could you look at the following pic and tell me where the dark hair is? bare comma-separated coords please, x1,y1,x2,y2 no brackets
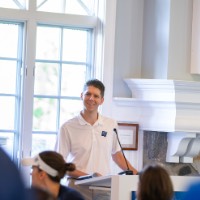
39,151,75,183
137,164,173,200
83,79,105,97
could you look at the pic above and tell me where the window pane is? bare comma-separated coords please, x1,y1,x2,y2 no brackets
37,0,63,13
0,60,17,93
64,0,91,15
0,21,23,162
33,98,58,131
61,64,86,96
16,0,27,9
0,132,14,158
0,1,19,9
0,23,19,57
34,63,59,95
0,0,27,9
80,0,95,15
60,99,82,126
62,29,88,62
32,133,56,156
36,26,60,60
37,0,94,15
0,97,15,129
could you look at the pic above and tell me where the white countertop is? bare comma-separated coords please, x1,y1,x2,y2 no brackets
75,175,200,191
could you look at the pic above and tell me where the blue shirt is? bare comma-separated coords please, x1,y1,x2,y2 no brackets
58,185,85,200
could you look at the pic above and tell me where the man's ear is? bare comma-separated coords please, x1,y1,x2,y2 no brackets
100,97,104,105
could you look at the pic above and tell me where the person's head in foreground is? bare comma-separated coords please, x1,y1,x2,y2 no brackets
0,147,26,200
22,150,85,200
137,164,174,200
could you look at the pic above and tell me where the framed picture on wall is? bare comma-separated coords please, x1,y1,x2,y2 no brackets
117,123,139,150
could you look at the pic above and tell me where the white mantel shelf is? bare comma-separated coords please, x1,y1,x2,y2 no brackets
113,79,200,133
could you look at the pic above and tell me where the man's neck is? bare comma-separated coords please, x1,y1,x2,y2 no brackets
81,110,98,125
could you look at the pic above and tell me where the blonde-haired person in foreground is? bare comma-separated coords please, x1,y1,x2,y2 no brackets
137,164,174,200
22,150,85,200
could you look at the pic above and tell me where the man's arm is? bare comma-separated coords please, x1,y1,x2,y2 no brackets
112,151,138,175
67,169,88,179
67,169,102,179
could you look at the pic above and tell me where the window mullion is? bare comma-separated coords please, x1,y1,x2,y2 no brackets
20,19,37,159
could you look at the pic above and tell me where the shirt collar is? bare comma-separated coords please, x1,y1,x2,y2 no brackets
77,112,103,126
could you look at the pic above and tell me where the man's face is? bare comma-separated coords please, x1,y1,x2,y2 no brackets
81,85,104,112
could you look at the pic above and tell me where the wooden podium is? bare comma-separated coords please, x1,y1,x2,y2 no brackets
75,175,200,200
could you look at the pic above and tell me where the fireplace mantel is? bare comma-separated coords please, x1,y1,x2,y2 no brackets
112,79,200,163
114,79,200,133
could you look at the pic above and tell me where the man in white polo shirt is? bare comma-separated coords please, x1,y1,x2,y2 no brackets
55,79,138,200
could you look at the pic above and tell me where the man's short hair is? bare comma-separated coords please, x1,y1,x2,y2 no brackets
83,79,105,97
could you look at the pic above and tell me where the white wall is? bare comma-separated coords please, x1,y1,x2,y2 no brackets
168,0,198,80
141,0,170,79
113,0,144,97
113,0,200,99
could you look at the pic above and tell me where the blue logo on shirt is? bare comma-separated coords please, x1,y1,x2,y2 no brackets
101,131,107,137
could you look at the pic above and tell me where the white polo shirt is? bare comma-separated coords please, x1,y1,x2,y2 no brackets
56,114,121,175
